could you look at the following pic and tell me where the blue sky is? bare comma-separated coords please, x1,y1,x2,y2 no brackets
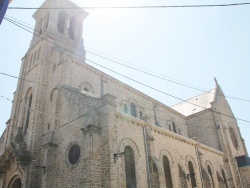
1,0,250,152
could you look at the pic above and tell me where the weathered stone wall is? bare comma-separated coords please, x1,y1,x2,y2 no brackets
115,112,225,188
0,130,7,155
239,166,250,188
187,110,221,151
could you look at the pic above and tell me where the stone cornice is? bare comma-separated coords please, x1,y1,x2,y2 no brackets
115,111,224,157
71,61,186,118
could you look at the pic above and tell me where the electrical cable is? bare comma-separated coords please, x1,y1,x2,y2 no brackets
1,94,248,131
3,17,250,124
5,15,250,103
7,2,250,10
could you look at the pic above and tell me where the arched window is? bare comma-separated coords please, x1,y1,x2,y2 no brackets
163,156,173,188
139,111,143,119
173,123,177,133
33,51,37,64
68,17,76,40
208,165,215,188
178,128,181,135
8,177,22,188
58,12,67,34
169,124,172,131
130,103,137,117
124,104,128,113
124,146,137,188
221,169,228,188
23,93,33,135
188,161,196,188
29,54,33,68
44,12,50,29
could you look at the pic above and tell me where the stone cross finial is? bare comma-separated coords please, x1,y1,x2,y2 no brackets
214,77,218,85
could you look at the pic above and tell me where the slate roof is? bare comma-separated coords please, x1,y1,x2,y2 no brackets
171,89,216,116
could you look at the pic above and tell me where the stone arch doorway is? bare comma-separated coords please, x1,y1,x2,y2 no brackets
8,177,22,188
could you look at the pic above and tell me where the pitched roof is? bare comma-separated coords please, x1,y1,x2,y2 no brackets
171,89,216,116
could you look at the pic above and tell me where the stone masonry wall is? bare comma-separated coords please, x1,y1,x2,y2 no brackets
187,110,221,151
239,166,250,188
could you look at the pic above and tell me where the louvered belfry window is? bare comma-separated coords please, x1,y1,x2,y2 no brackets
58,12,67,34
68,17,76,40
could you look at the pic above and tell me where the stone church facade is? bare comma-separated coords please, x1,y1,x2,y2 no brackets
0,0,250,187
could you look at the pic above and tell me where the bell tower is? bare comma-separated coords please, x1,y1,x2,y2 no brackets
7,1,89,187
31,0,88,48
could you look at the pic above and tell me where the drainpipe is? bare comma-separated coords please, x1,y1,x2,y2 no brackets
143,126,152,188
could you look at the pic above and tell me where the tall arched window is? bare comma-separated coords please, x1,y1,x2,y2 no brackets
58,12,67,34
173,123,177,133
188,161,196,188
130,103,137,117
68,17,76,40
208,165,215,188
23,93,33,135
221,169,228,188
33,51,37,65
124,146,137,188
44,12,50,29
178,128,181,135
169,124,172,131
29,54,33,68
163,156,173,188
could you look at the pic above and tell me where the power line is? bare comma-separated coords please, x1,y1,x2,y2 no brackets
1,94,249,130
7,2,250,10
1,70,239,126
5,15,250,103
3,17,250,124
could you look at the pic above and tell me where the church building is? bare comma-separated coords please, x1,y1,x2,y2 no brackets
0,0,250,187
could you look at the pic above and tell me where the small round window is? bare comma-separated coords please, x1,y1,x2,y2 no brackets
68,144,80,165
229,127,238,149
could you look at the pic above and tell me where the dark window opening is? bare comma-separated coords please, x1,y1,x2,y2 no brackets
130,103,137,117
124,104,128,113
208,165,215,188
163,156,173,188
68,17,76,40
68,144,80,165
58,12,67,34
125,146,137,188
173,123,177,133
178,128,181,135
188,161,196,188
24,94,32,135
139,111,143,119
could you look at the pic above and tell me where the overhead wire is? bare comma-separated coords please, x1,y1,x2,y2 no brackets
7,2,250,10
3,17,250,124
3,70,248,128
1,94,249,131
4,15,250,103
